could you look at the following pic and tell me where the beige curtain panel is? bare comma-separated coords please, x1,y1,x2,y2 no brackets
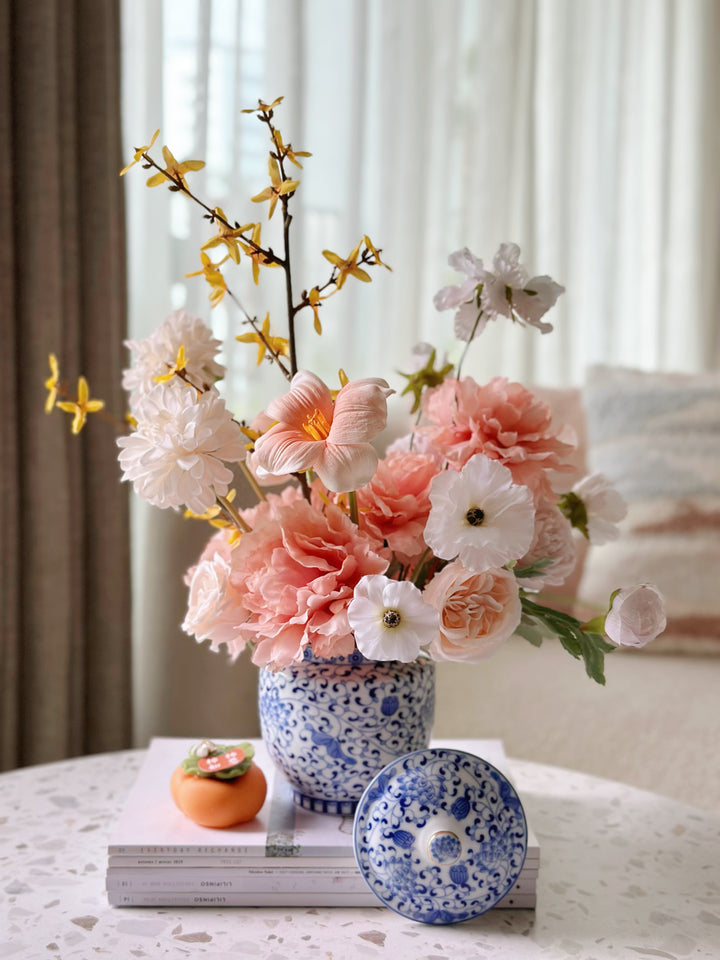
0,0,132,769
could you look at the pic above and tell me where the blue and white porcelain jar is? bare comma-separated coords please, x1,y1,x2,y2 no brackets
258,651,436,815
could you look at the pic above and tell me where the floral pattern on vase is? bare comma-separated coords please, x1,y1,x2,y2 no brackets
258,651,436,814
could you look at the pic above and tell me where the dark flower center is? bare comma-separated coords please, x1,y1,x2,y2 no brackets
465,507,485,527
383,609,402,628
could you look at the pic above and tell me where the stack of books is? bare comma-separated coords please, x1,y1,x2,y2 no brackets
107,737,539,908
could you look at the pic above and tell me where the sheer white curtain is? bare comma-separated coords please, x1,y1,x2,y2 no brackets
121,0,720,745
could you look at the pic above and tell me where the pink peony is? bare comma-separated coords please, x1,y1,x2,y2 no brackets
230,499,388,669
185,486,307,582
355,451,438,565
384,430,445,464
518,498,577,591
182,554,250,659
423,561,521,662
239,484,305,529
419,376,574,498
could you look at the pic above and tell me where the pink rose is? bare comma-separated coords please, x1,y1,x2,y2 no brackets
182,554,250,659
356,451,438,565
604,584,666,648
419,376,574,498
230,500,388,669
423,561,521,662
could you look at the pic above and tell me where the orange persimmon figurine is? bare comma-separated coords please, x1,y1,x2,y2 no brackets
170,740,267,828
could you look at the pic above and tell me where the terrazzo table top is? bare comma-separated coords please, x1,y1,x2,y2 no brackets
1,748,719,959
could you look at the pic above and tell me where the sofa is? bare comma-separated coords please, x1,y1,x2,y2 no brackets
436,366,720,814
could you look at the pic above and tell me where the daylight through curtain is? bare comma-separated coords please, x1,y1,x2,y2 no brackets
120,0,720,745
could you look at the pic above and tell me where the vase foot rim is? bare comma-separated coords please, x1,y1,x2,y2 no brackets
292,789,358,817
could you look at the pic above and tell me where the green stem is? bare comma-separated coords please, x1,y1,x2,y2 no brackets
239,460,267,502
348,490,359,526
455,309,483,379
216,493,251,533
294,471,311,503
410,549,432,586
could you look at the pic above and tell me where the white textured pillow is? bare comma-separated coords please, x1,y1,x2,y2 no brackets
578,366,720,653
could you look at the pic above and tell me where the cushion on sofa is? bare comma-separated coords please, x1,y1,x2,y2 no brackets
577,366,720,653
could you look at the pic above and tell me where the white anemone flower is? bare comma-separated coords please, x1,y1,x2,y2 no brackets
424,454,536,573
433,247,490,342
480,242,564,334
117,381,246,514
348,575,439,662
122,309,225,410
571,473,627,544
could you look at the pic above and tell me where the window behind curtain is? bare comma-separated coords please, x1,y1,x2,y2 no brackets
123,0,720,422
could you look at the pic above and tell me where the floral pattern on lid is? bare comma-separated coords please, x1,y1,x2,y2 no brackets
353,748,527,924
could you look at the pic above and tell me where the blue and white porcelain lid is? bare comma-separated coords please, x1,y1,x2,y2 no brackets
352,748,528,924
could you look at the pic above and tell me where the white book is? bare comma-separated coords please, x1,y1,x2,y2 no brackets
106,869,537,895
107,889,537,909
108,737,540,864
107,736,539,910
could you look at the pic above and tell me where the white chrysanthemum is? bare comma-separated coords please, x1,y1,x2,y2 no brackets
122,309,225,409
424,454,536,572
117,381,246,513
348,575,439,662
480,243,564,334
572,473,627,544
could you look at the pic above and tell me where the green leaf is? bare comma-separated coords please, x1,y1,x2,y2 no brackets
514,557,554,579
577,633,614,685
515,622,545,647
558,491,589,540
556,625,582,659
520,596,613,685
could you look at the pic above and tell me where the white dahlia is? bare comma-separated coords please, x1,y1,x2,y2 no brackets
117,381,246,513
122,309,225,410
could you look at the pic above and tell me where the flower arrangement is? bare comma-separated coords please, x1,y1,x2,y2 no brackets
47,97,666,683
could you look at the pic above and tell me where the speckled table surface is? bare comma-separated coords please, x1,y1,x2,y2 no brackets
1,749,719,960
